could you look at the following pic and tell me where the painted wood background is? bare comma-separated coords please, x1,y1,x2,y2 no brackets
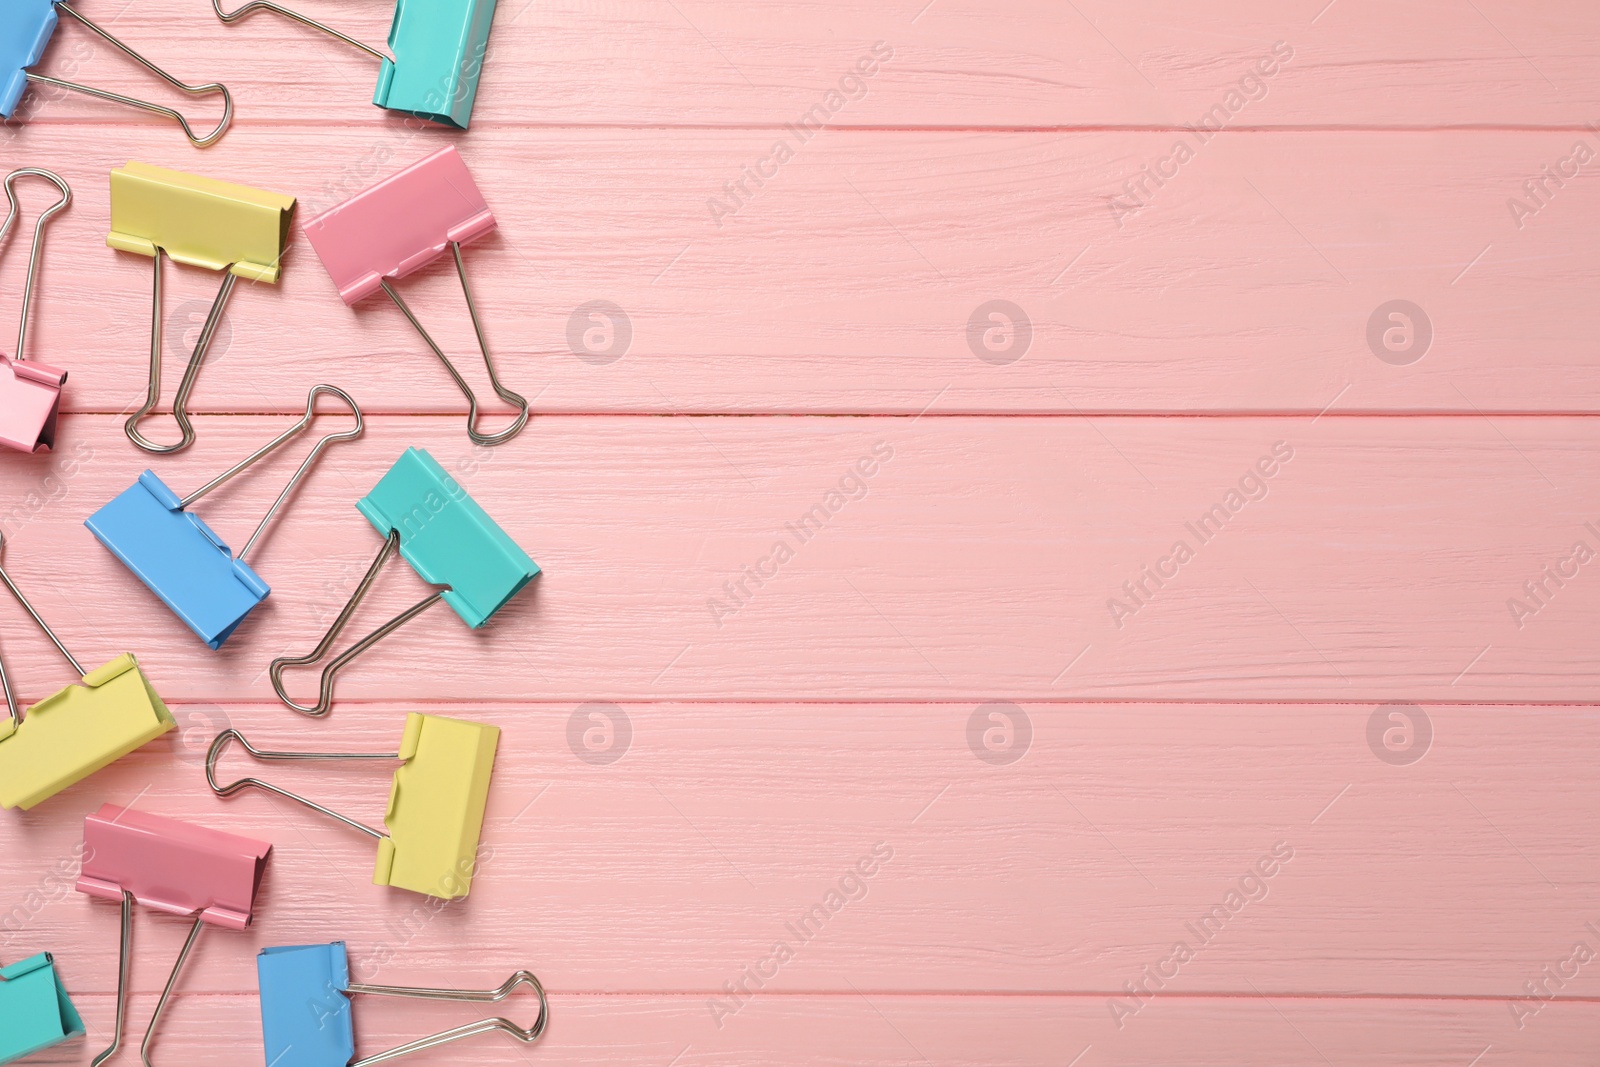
2,1,1598,1064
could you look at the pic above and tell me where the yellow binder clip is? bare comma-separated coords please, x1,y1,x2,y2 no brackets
0,533,174,810
206,713,500,900
108,161,296,454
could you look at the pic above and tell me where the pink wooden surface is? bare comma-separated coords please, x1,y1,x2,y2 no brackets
9,124,1600,415
3,1,1598,1065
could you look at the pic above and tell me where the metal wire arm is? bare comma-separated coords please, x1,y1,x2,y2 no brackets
211,0,389,61
124,255,237,454
178,384,364,562
347,969,549,1066
1,169,72,362
382,243,529,446
268,530,447,716
0,530,87,728
206,728,398,839
87,888,213,1067
89,891,133,1067
27,3,233,147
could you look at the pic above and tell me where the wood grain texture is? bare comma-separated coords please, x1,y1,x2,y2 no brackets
3,2,1597,1064
4,124,1600,415
1,414,1598,703
2,702,1594,1000
14,0,1600,129
17,994,1600,1067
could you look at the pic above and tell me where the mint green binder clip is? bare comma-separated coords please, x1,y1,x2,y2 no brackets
0,953,84,1065
269,447,538,716
211,0,497,128
377,0,496,129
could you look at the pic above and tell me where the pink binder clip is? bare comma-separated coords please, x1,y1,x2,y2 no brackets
76,804,271,1067
0,168,71,454
303,147,527,446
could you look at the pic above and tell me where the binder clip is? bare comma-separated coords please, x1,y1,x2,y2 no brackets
77,804,271,1067
269,446,537,715
2,1,232,146
0,532,173,811
0,168,70,455
0,952,84,1065
110,161,297,454
303,147,528,446
85,384,364,650
206,712,500,900
211,0,496,129
258,942,547,1067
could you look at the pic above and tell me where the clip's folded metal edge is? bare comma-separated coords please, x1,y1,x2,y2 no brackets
0,654,174,811
375,713,500,899
257,941,355,1067
374,0,498,129
355,447,538,628
85,471,271,650
0,1,57,118
108,161,295,281
0,950,86,1064
77,803,272,928
302,146,493,305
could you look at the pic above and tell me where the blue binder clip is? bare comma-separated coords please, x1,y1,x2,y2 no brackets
2,1,231,145
86,386,363,649
269,446,538,715
212,0,496,129
0,952,84,1065
258,942,546,1067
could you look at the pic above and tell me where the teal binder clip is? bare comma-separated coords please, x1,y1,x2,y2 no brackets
270,447,538,715
211,0,497,128
0,953,84,1065
86,386,363,649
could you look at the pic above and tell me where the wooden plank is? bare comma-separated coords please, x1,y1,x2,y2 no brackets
1,414,1599,703
18,993,1600,1067
5,126,1600,416
6,2,1593,1063
1,702,1595,1002
14,0,1600,130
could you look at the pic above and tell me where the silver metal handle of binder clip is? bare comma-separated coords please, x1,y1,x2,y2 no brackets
211,0,391,62
27,3,233,148
1,169,72,364
89,890,133,1067
124,254,237,454
267,529,448,716
0,531,88,728
89,888,215,1067
206,727,398,839
177,384,364,562
347,970,550,1066
382,243,530,447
